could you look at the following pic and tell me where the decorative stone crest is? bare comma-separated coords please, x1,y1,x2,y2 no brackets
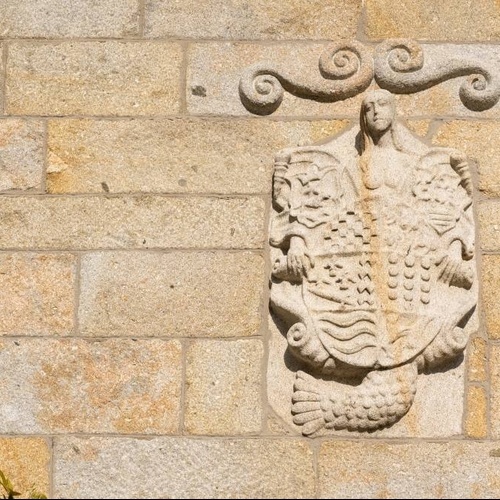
236,37,487,438
267,89,477,434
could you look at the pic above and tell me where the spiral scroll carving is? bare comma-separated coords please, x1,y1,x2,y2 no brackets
374,39,500,111
239,41,373,115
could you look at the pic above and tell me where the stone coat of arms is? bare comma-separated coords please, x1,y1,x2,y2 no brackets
269,90,477,434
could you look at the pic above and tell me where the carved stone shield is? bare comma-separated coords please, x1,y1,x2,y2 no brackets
269,91,477,434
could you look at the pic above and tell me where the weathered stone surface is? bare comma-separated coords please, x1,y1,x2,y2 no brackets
54,437,315,498
0,119,43,192
268,316,465,438
319,441,500,498
491,345,500,438
0,43,3,112
0,253,75,336
405,119,433,138
0,338,182,434
0,438,50,499
482,255,500,339
479,202,500,252
47,118,349,194
0,196,264,250
185,339,263,435
0,0,139,38
6,42,182,116
79,252,264,337
468,336,488,382
365,0,500,41
434,121,500,196
187,42,368,117
190,43,500,118
466,385,488,439
145,0,361,40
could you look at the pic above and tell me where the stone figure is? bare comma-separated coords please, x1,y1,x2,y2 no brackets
269,89,477,434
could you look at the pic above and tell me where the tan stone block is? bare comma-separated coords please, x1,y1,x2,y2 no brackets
187,42,368,117
54,437,315,498
466,385,488,439
0,338,182,434
319,441,500,498
47,118,350,194
365,0,500,41
490,344,500,438
0,196,264,250
478,201,500,252
468,336,488,382
79,252,264,337
405,119,432,138
0,253,75,336
0,0,139,38
482,255,500,338
434,121,500,197
185,339,263,435
0,43,4,115
6,42,182,116
0,119,44,192
145,0,360,40
0,438,49,499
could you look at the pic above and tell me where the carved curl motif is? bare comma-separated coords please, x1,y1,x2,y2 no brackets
239,39,500,113
268,90,477,435
239,41,373,115
374,39,500,112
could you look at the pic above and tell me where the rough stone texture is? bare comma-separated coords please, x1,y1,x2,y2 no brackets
468,336,488,382
79,252,264,338
466,385,488,439
184,339,263,435
0,119,44,192
405,119,433,138
0,0,139,38
46,118,349,194
434,121,500,197
365,0,500,41
0,438,50,499
482,255,500,338
490,344,500,438
0,196,264,250
145,0,361,40
188,43,500,118
6,42,182,116
54,437,315,499
0,42,3,112
319,441,500,498
0,338,182,434
0,253,75,336
478,202,500,252
267,317,465,438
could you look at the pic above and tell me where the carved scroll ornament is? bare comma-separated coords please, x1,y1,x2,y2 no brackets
268,90,477,434
239,39,500,114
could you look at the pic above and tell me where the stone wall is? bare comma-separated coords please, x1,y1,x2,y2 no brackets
0,1,500,498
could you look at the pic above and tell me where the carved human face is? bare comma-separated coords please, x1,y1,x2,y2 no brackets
362,91,396,136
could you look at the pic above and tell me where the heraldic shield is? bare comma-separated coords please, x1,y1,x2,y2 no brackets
269,90,478,435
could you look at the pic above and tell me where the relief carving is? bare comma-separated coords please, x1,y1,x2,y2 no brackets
239,39,500,114
268,89,477,434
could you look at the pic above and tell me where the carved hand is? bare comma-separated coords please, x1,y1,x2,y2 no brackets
287,236,310,279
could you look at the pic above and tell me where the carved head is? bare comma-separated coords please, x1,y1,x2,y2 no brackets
361,89,396,138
